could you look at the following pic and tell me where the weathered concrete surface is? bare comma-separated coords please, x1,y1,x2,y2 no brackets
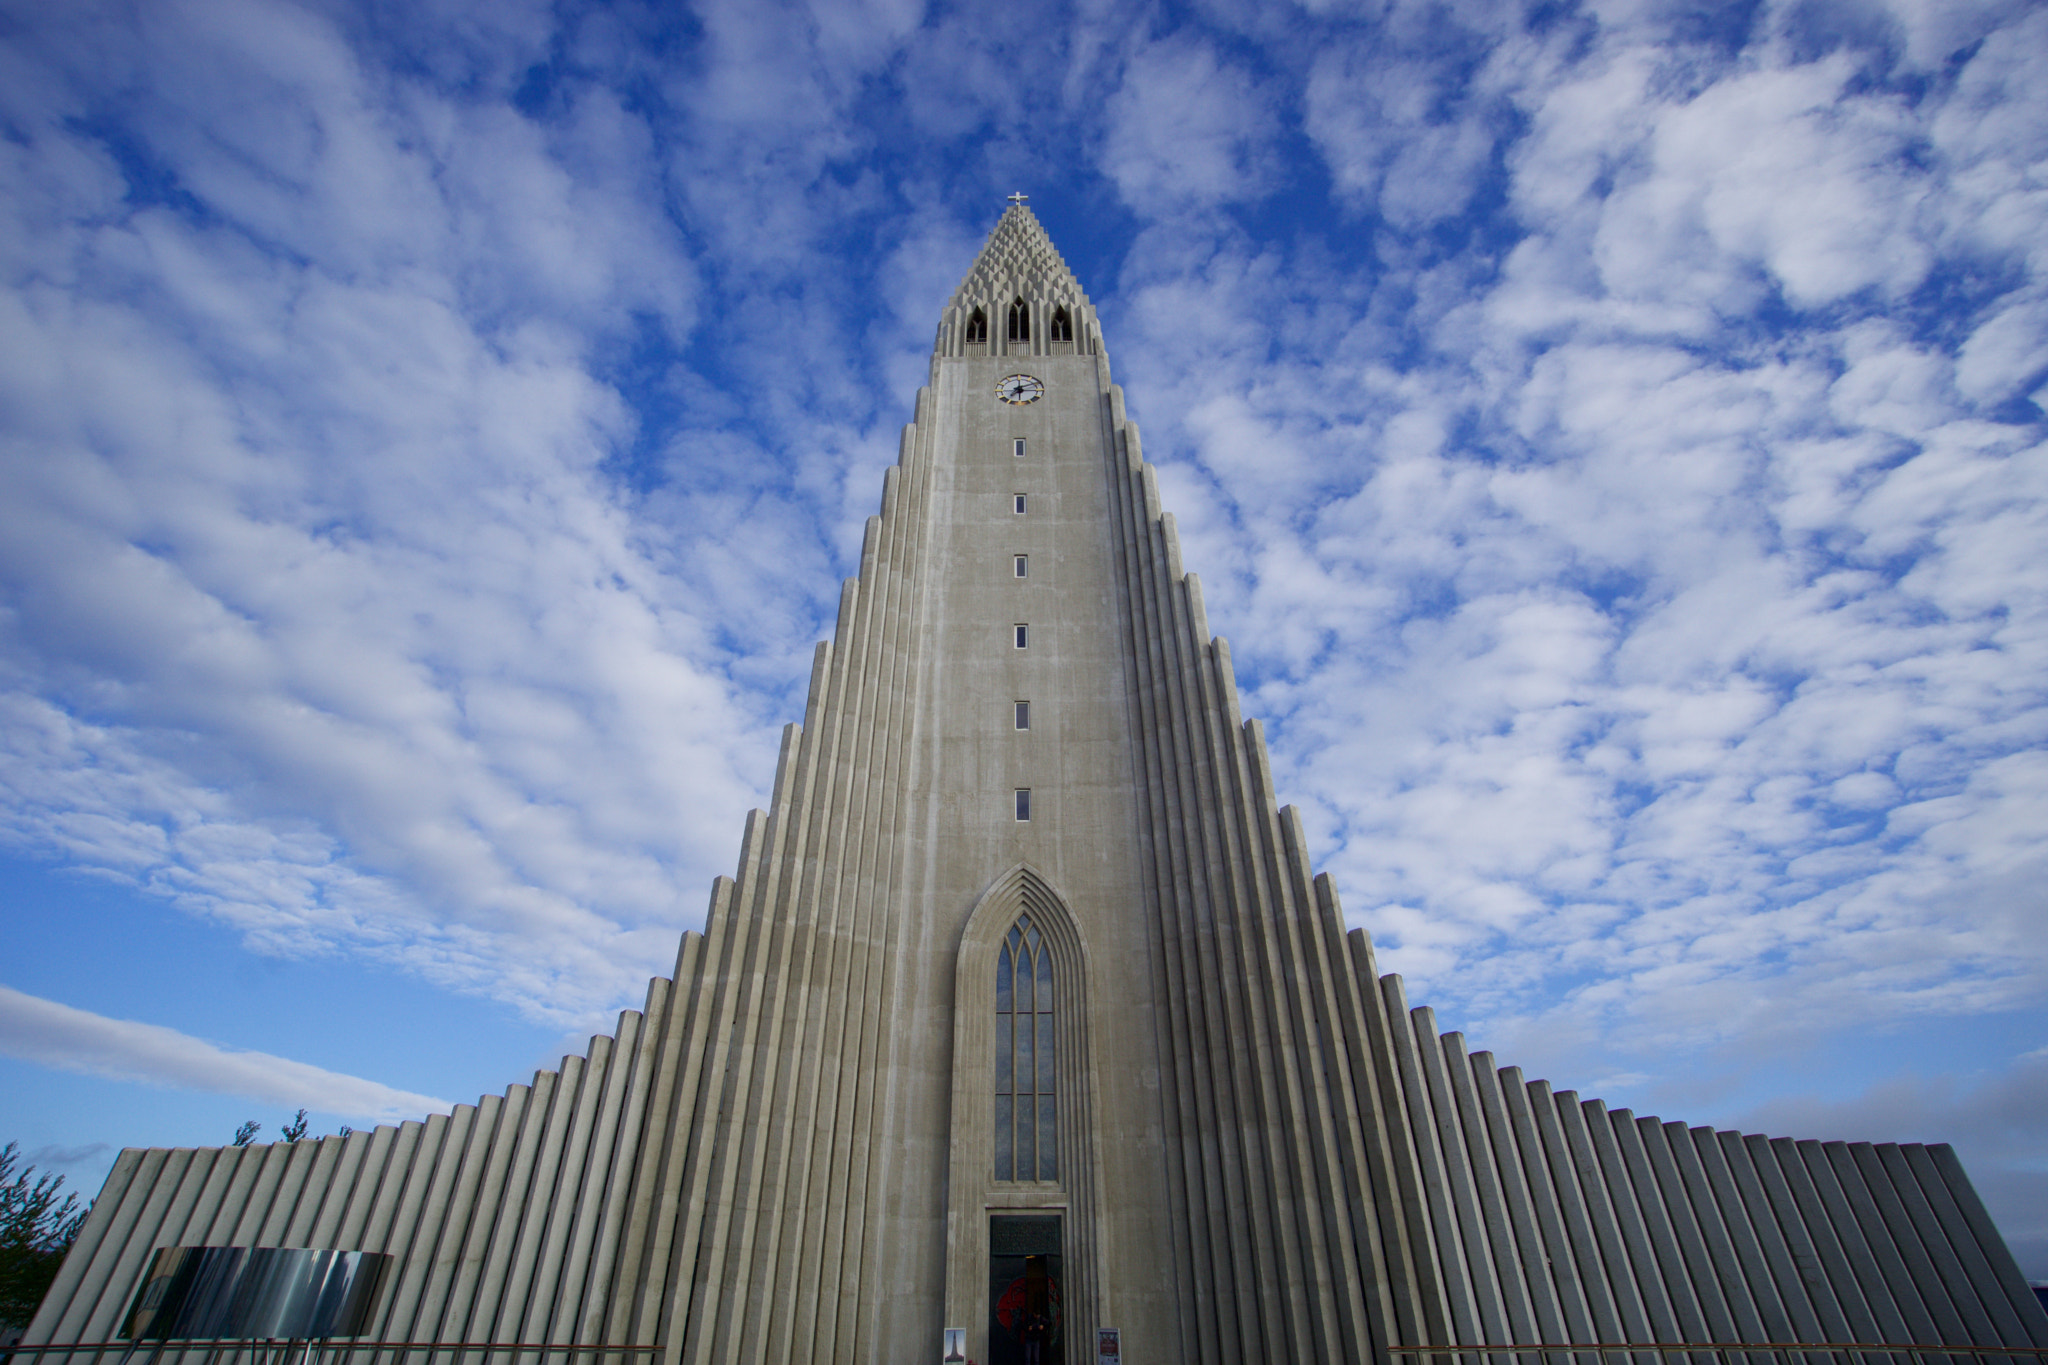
29,206,2048,1365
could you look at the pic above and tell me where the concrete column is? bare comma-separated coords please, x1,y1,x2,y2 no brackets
1817,1141,1946,1345
1412,1008,1514,1351
1552,1096,1656,1349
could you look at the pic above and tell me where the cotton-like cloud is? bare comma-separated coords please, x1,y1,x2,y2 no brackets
1114,1,2048,1104
1100,39,1279,210
0,0,773,1027
1637,58,1932,307
1306,46,1500,229
0,985,450,1122
1956,296,2048,406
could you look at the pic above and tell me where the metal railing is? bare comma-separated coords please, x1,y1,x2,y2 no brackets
16,1339,2046,1365
1,1342,664,1365
1387,1344,2048,1365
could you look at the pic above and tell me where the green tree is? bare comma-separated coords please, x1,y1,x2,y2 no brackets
232,1121,260,1147
0,1143,87,1331
279,1110,309,1143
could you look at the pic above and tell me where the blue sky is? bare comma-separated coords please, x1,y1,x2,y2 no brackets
2,0,2045,1278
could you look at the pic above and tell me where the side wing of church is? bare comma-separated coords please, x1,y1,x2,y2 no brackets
27,206,2047,1365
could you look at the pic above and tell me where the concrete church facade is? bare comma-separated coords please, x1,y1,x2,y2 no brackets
28,206,2048,1365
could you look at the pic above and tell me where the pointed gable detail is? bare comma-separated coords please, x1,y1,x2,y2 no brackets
939,203,1098,358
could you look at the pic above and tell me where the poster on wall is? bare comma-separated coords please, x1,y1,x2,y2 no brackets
943,1328,967,1362
1098,1327,1120,1363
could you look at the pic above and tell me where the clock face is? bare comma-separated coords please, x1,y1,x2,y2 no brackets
996,374,1046,405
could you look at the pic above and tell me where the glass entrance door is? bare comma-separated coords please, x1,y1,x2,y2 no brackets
988,1214,1062,1365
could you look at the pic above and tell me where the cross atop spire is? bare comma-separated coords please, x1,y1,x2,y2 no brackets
1007,191,1028,205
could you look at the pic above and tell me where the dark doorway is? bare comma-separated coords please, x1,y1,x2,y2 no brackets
988,1214,1062,1365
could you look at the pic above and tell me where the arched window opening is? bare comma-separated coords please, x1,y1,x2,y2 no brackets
1007,297,1031,343
965,308,988,345
1049,307,1072,343
995,915,1056,1181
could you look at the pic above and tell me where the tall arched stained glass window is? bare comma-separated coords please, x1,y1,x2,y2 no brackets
995,916,1056,1182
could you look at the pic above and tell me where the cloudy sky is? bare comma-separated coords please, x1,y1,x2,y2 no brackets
2,0,2045,1276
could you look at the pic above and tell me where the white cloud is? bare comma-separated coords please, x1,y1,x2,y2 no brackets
1112,0,2048,1106
0,985,450,1122
1861,0,2034,70
1306,47,1500,229
0,2,774,1028
1649,60,1932,307
1101,39,1279,210
1957,296,2048,405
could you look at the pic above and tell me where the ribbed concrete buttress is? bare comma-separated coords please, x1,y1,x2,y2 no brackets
29,206,2047,1365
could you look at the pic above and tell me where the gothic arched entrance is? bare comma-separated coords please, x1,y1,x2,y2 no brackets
989,1214,1063,1365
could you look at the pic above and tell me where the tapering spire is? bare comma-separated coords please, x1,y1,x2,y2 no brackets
950,202,1083,306
939,199,1098,358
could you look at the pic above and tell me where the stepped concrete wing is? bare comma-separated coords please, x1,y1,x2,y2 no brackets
28,205,2048,1365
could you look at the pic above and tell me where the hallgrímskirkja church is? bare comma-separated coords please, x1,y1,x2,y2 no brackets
27,204,2047,1365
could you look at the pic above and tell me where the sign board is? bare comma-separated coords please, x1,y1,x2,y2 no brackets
988,1214,1062,1256
1098,1326,1120,1363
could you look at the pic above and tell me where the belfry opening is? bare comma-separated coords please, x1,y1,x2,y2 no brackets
25,201,2047,1365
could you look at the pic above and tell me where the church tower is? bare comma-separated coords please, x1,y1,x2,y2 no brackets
27,204,2047,1365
